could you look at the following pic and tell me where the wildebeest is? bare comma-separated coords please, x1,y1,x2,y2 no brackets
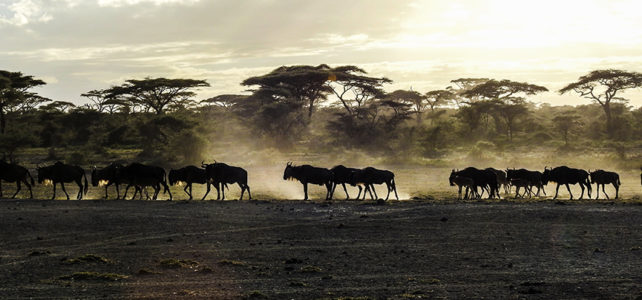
509,178,532,198
119,163,172,201
486,168,509,194
91,163,124,199
330,165,360,200
0,159,34,199
350,167,399,201
168,165,211,200
449,171,477,200
202,161,250,200
451,167,499,199
589,169,620,199
37,161,88,200
542,166,591,200
283,162,333,201
505,168,546,198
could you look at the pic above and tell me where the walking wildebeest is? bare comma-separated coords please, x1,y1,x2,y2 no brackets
168,165,211,200
542,166,591,200
509,178,532,198
37,161,88,200
589,169,620,199
330,165,360,200
91,163,124,199
350,167,399,201
451,167,499,199
486,168,509,194
505,168,546,198
283,162,333,201
120,163,172,201
202,161,250,200
0,159,34,199
449,171,477,200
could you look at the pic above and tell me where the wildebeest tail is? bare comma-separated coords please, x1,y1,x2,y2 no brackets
83,172,89,195
617,176,621,186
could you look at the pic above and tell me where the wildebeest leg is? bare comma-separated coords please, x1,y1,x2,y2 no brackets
11,181,21,199
565,183,573,200
303,182,309,201
578,183,585,200
25,179,33,199
325,182,333,200
356,185,363,200
553,184,560,199
123,184,132,200
76,179,83,200
369,184,377,200
153,184,160,200
361,185,369,200
115,184,120,200
104,186,109,199
457,185,462,199
201,183,211,201
614,182,619,199
216,182,221,200
602,184,609,200
221,182,226,200
188,183,194,200
183,184,190,199
51,183,57,200
239,183,245,200
60,183,70,200
0,180,3,197
595,184,600,199
342,183,350,200
246,184,252,200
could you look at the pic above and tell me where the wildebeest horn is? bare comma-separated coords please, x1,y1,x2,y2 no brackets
201,160,206,167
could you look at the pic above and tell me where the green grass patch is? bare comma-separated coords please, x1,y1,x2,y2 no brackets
62,254,111,264
58,272,128,281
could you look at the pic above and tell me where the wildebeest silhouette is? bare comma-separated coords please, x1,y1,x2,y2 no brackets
169,165,212,200
486,168,509,194
506,168,546,198
330,165,360,200
37,161,88,200
542,166,591,200
283,162,333,201
202,161,250,200
589,169,620,199
350,167,399,201
91,163,124,199
449,171,477,200
119,163,172,201
0,159,34,199
509,178,532,198
451,167,499,199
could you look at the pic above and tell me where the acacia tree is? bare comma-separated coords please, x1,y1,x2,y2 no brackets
104,77,209,115
552,114,583,146
559,69,642,137
0,70,46,133
242,65,333,119
461,79,548,141
385,90,425,124
326,65,391,117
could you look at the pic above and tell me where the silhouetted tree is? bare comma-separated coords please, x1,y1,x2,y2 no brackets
0,70,46,133
385,89,425,124
552,114,583,146
327,65,391,117
560,69,642,138
104,77,209,115
242,65,332,119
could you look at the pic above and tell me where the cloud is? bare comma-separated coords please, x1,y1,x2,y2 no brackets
97,0,201,7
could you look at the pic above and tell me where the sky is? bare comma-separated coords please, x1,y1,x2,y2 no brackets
1,0,642,107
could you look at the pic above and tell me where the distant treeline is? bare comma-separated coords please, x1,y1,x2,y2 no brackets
1,66,641,166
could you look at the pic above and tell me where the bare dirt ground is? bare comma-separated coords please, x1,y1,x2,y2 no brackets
0,199,640,299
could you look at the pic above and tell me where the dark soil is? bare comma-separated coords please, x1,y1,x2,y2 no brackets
0,199,640,299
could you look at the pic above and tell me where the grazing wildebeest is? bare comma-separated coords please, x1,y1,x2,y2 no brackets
542,166,591,200
168,165,211,200
486,168,509,194
37,161,88,200
283,162,333,201
330,165,360,200
449,171,477,200
202,161,250,200
350,167,399,201
0,159,34,199
120,163,172,201
451,167,499,199
91,163,124,199
505,168,546,197
589,169,620,199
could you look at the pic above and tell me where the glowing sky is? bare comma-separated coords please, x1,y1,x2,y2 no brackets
2,0,642,107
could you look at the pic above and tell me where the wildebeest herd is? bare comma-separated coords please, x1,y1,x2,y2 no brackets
449,166,622,200
0,158,633,201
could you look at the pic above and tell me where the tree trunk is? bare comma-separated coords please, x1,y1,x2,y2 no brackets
308,99,314,119
603,103,613,138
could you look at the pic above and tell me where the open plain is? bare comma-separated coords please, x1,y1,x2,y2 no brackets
0,198,640,299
